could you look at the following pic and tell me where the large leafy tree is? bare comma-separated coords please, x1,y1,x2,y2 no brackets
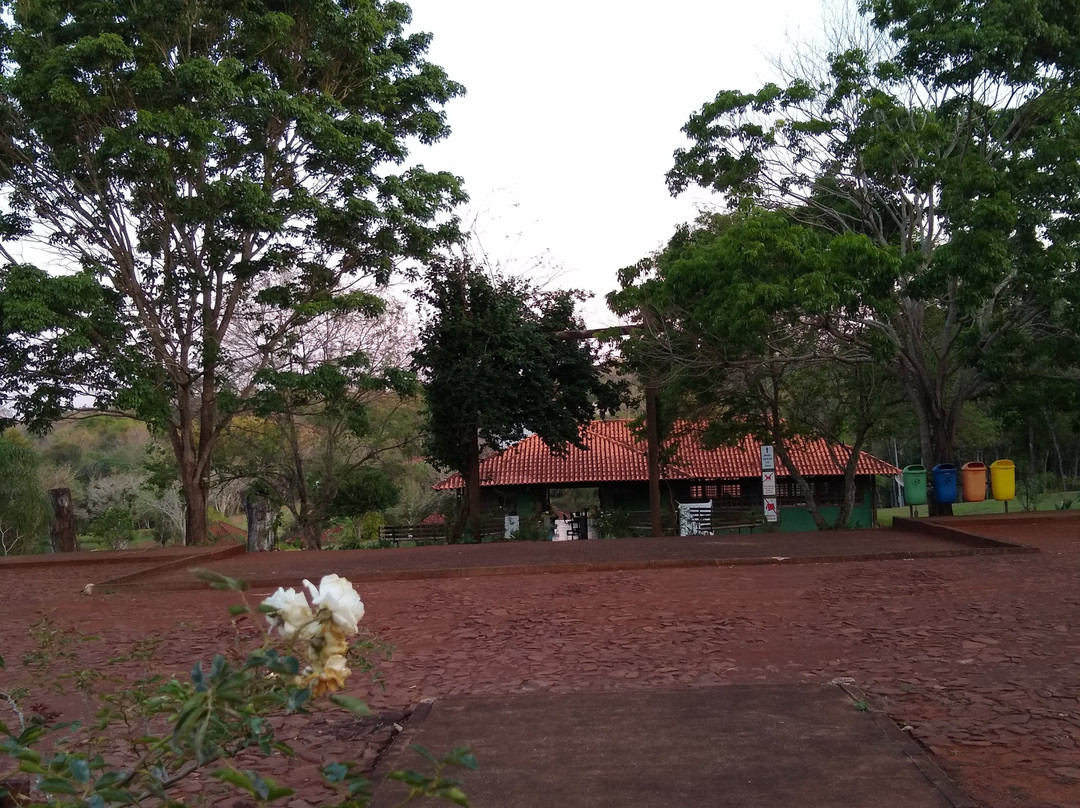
414,259,622,542
611,210,899,529
0,0,465,543
666,2,1080,512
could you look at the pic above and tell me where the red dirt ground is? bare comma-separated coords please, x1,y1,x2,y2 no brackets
2,517,1080,808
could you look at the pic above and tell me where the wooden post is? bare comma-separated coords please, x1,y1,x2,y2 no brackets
245,493,277,552
48,488,80,553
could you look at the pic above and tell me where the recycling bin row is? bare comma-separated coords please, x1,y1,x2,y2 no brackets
902,460,1014,506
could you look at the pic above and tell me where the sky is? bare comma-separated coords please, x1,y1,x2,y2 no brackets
404,0,827,326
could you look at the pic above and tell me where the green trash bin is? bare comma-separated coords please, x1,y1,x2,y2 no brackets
902,465,928,506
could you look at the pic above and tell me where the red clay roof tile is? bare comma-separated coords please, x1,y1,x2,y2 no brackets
434,419,900,489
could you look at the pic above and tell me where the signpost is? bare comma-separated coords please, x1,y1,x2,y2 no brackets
761,445,778,524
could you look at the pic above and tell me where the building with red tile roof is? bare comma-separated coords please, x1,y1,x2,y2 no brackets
434,419,900,532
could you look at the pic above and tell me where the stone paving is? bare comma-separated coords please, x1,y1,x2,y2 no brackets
1,517,1079,807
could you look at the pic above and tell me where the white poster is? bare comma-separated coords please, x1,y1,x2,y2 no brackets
762,471,776,497
763,497,778,522
760,445,775,471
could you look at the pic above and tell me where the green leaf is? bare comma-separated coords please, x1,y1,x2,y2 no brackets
93,789,136,805
328,693,372,717
285,687,311,714
228,604,250,617
322,763,348,783
190,568,249,592
39,777,79,795
94,770,131,789
67,757,91,783
408,744,439,765
212,769,257,796
436,786,469,806
387,769,429,788
18,759,50,776
442,747,478,771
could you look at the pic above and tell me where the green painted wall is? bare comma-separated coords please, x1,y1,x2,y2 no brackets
772,479,875,532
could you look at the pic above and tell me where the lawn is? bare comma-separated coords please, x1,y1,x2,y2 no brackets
876,489,1079,526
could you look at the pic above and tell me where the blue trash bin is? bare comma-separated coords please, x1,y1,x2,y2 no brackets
932,463,959,505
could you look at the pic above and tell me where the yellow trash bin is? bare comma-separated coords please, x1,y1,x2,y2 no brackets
990,459,1015,502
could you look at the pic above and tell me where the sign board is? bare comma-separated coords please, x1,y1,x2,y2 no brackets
763,497,778,522
760,445,775,471
762,471,776,497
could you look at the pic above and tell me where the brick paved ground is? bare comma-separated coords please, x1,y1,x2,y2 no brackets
1,517,1078,807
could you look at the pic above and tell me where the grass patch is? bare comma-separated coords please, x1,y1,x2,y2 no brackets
877,490,1080,526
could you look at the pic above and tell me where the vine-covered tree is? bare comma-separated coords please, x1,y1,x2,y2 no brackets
414,259,622,542
666,1,1080,512
0,0,465,543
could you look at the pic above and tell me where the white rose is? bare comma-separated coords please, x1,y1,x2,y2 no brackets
303,574,365,636
262,587,315,639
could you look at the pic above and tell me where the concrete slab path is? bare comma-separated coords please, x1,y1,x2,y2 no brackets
370,684,973,808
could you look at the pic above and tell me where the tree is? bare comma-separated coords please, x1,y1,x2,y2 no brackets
0,0,465,543
215,297,419,549
666,2,1080,512
611,210,899,529
0,428,49,554
413,258,623,542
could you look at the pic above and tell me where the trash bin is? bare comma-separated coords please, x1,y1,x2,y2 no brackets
962,462,987,502
932,463,959,505
902,465,928,506
990,459,1016,502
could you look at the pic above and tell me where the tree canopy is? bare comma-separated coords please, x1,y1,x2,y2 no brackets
0,0,465,542
610,210,898,528
663,1,1080,511
414,258,622,541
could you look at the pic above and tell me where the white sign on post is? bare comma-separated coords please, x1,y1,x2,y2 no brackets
760,445,775,471
763,497,779,522
761,445,777,523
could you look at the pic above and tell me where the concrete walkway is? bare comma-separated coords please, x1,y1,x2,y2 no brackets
370,684,974,808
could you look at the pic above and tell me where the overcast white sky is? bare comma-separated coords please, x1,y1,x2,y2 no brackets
405,0,826,325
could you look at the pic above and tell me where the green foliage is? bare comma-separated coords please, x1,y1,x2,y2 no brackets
0,428,49,554
594,509,631,540
335,511,387,550
386,745,478,807
0,0,465,543
662,1,1080,484
330,468,400,518
413,258,623,539
610,210,896,529
415,259,621,474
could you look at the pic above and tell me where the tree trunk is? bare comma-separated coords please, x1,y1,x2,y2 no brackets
48,488,79,553
463,428,482,543
645,383,664,537
182,473,210,545
300,522,322,550
245,493,277,552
